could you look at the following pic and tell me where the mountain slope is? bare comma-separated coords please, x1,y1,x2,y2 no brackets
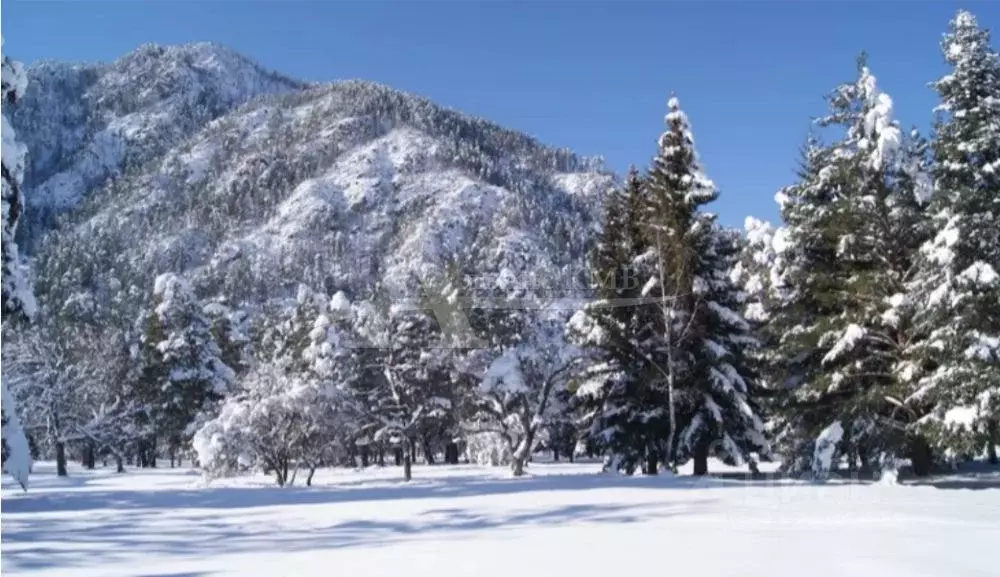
23,46,614,320
13,42,306,245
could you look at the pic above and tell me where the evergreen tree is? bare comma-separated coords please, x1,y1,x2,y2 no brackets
139,274,234,462
909,11,1000,462
569,168,667,475
771,59,934,476
641,96,768,475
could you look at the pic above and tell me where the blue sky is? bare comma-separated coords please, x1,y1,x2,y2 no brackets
4,0,998,227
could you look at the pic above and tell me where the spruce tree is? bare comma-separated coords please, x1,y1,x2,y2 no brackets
641,96,768,475
771,59,934,476
909,11,1000,462
140,274,234,462
569,169,666,474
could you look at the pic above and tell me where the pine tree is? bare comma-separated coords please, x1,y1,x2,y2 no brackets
771,59,934,476
569,169,667,475
140,274,234,463
641,96,768,475
909,11,1000,462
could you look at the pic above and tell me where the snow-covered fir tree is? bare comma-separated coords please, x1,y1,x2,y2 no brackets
908,11,1000,463
569,168,669,475
769,59,935,477
640,96,768,475
138,274,234,463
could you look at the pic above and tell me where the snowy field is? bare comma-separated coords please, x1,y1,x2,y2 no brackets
3,461,999,577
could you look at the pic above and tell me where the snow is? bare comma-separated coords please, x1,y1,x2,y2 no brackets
942,406,977,428
812,421,844,477
1,381,32,490
822,324,867,365
481,350,526,394
958,261,999,287
4,460,999,577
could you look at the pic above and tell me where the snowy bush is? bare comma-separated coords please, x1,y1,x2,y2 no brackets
464,431,511,467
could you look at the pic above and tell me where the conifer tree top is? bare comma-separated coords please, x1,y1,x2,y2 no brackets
651,94,718,205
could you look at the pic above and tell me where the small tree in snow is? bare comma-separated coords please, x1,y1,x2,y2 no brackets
139,274,234,463
357,298,452,482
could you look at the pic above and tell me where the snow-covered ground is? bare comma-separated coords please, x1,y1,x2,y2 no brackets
3,460,998,577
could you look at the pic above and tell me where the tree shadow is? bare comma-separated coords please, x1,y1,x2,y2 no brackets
2,498,706,572
0,469,759,515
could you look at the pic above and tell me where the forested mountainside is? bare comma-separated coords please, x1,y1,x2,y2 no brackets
12,42,306,246
15,43,612,319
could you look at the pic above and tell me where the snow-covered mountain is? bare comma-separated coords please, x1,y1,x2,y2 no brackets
13,42,306,244
17,43,614,317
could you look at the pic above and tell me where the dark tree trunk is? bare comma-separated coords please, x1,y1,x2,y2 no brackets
361,445,370,467
83,442,96,470
444,442,459,465
693,442,709,476
393,447,402,466
55,441,68,476
409,439,417,465
115,455,125,473
306,467,316,487
378,448,385,467
553,448,560,462
908,435,933,477
423,437,435,465
644,450,658,476
403,450,412,482
569,451,575,464
987,420,999,465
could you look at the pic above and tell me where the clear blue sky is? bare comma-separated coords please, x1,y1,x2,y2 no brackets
3,0,998,227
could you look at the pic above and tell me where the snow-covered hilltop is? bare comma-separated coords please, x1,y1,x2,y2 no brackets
12,42,306,245
15,43,613,312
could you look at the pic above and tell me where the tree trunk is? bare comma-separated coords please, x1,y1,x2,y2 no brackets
445,442,459,465
644,449,658,475
361,445,370,467
393,447,402,466
511,429,534,477
908,435,933,477
987,420,999,465
115,455,125,473
569,451,575,464
693,442,709,476
83,442,96,470
553,448,560,462
403,449,413,482
307,466,317,487
55,441,68,476
423,437,435,465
